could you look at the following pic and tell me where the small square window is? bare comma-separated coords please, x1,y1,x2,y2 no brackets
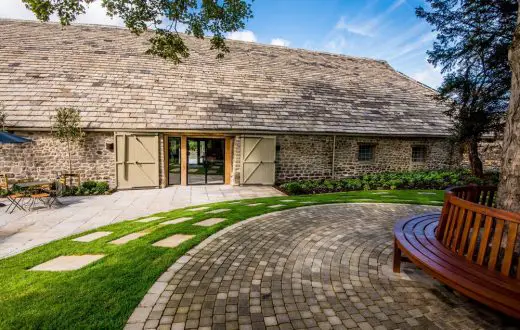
412,146,427,163
358,144,375,162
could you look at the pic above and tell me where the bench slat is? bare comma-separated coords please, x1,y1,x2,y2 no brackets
458,209,473,256
444,204,459,246
476,215,494,266
501,223,518,276
466,213,483,262
488,219,505,271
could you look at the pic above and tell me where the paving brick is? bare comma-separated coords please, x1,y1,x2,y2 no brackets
130,204,510,330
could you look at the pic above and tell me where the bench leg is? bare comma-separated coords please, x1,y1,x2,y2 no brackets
393,239,401,273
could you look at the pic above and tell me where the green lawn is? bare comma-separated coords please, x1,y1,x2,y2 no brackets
0,190,444,329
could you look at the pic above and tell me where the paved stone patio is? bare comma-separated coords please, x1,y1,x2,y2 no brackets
128,204,517,330
0,185,283,259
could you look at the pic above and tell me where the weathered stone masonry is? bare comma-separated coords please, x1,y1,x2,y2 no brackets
1,131,116,186
274,134,458,183
2,132,458,188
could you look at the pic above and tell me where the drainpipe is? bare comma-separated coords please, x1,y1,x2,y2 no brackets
332,135,336,180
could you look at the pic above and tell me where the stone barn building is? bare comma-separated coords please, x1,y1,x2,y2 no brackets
0,20,457,189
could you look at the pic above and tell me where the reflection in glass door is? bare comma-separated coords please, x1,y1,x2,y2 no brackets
187,138,225,185
168,137,181,185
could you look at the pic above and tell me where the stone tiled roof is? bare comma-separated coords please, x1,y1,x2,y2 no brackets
0,19,452,136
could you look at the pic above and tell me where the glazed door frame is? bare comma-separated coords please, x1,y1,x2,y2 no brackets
186,137,225,185
163,134,233,186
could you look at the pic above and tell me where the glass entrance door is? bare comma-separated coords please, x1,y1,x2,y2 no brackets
187,138,225,185
168,137,181,185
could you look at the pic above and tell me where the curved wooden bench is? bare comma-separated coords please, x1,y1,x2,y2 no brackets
393,186,520,318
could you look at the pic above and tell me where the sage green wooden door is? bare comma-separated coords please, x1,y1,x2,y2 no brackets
115,133,159,189
240,136,276,185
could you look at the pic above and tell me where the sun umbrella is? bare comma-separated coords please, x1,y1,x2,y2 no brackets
0,131,32,144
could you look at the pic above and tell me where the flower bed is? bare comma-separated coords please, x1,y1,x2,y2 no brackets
278,170,499,195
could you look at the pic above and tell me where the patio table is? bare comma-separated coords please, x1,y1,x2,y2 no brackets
7,181,60,212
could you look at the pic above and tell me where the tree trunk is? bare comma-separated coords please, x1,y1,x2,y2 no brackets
467,139,484,178
497,10,520,213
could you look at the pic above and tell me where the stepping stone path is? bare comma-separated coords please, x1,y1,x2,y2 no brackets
73,231,112,242
280,199,296,202
227,201,241,204
372,191,390,195
299,201,316,204
247,203,264,207
159,217,193,226
188,169,199,173
189,206,210,212
109,232,148,245
153,234,195,248
268,204,285,208
195,218,227,227
418,192,438,195
30,255,105,271
136,216,163,223
206,209,230,214
207,170,217,174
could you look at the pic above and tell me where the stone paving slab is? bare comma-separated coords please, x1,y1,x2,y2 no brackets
159,217,193,226
268,204,285,208
128,204,515,330
30,255,105,271
109,232,148,245
72,231,112,242
136,216,163,223
194,218,227,227
0,185,284,259
280,199,296,202
205,209,230,214
247,203,264,206
188,206,210,212
152,234,195,248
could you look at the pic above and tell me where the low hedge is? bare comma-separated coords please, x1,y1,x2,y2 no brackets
0,180,111,198
278,170,499,195
61,180,110,196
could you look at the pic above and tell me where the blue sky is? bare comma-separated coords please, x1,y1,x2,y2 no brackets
0,0,442,88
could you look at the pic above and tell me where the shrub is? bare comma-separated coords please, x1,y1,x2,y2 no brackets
278,169,499,195
60,180,111,196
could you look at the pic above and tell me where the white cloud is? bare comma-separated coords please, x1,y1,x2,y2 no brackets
324,35,348,53
270,38,290,47
226,30,257,42
410,62,443,88
335,0,406,37
0,0,124,26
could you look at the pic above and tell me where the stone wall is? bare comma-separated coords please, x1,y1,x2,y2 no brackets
461,139,502,172
231,136,241,185
275,135,458,183
1,131,460,189
0,131,116,186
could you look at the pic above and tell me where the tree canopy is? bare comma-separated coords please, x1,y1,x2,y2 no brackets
417,0,517,176
22,0,253,63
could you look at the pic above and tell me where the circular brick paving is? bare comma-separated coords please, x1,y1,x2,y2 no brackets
129,204,517,330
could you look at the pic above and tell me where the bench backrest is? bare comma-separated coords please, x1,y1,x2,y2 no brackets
437,186,520,279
